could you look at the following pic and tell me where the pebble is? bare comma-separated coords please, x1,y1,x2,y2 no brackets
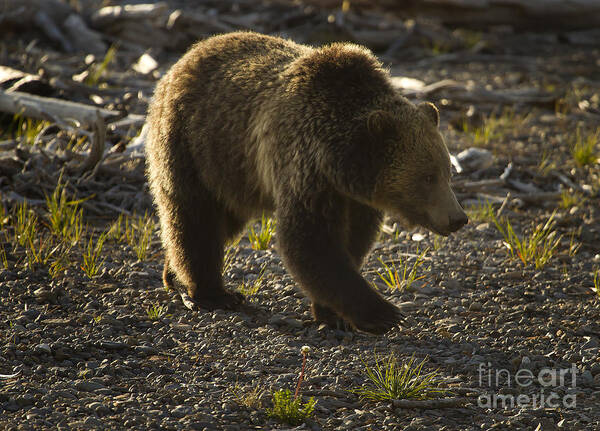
74,380,105,392
469,301,483,312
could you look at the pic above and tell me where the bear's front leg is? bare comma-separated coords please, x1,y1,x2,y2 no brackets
277,198,402,334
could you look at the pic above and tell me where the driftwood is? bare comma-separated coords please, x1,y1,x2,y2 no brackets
66,112,106,175
0,90,121,127
308,0,600,31
63,14,107,55
393,78,559,108
0,0,73,29
0,66,52,95
90,2,169,28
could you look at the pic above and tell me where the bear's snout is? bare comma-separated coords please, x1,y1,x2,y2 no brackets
448,212,468,233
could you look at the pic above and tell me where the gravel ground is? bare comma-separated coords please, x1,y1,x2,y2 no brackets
1,5,600,431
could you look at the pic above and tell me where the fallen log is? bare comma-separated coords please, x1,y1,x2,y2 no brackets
0,90,121,127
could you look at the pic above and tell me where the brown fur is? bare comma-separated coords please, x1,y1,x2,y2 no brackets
145,32,467,334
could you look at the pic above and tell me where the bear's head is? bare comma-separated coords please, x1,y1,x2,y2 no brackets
368,101,468,236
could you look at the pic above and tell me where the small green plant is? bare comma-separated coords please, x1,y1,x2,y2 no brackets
351,352,446,402
146,303,168,320
462,114,501,147
432,234,446,251
268,389,316,426
0,242,8,268
237,263,266,298
85,44,118,86
376,248,428,291
0,202,6,229
121,212,155,261
492,212,561,269
267,346,315,425
222,237,240,276
108,213,156,259
81,231,107,278
559,190,586,209
568,232,581,257
537,149,557,176
48,251,70,279
594,269,599,298
108,213,126,241
467,199,495,223
570,127,599,167
131,213,155,260
248,214,275,250
231,383,264,409
11,113,49,145
45,180,85,243
78,369,92,379
24,234,58,270
14,202,37,247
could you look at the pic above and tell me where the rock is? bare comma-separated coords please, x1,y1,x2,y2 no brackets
469,301,483,312
452,147,494,173
171,405,192,418
75,380,105,392
16,394,35,407
98,340,128,351
582,337,599,349
35,343,52,355
33,287,58,304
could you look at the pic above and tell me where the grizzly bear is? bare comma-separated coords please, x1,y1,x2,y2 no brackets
145,32,467,334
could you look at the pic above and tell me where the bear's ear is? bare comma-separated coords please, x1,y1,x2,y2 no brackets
367,110,396,137
418,102,439,127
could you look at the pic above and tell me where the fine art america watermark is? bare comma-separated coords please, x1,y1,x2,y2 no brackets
477,362,578,409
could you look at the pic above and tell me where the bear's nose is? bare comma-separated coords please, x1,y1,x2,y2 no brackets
448,213,468,232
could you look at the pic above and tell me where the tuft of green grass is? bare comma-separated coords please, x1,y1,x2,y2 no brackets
45,180,85,244
267,389,316,426
537,149,557,176
0,202,6,229
109,212,156,260
237,263,266,298
10,113,49,145
24,234,60,271
107,213,126,241
248,214,275,250
14,201,37,248
466,199,495,223
462,114,502,147
567,229,581,257
48,251,70,279
81,231,107,278
85,44,118,86
146,303,169,321
351,352,447,402
559,190,586,209
0,242,8,268
376,248,428,291
231,383,264,409
594,269,599,298
492,211,561,269
128,213,155,261
222,237,241,276
570,127,599,167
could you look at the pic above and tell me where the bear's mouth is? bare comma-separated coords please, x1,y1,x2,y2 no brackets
396,210,454,237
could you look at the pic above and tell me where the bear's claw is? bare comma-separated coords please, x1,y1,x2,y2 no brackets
312,300,404,334
180,290,244,311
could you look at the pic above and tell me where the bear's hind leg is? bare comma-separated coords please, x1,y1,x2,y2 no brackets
159,184,243,311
